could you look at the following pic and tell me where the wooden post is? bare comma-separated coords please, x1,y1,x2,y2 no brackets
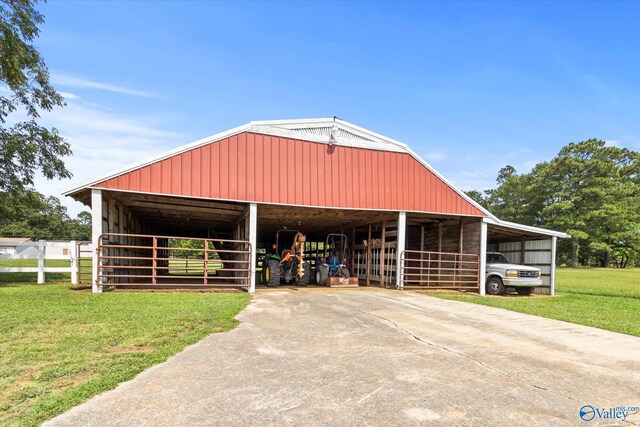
351,226,356,270
380,222,386,286
366,223,372,286
37,240,45,284
456,220,463,286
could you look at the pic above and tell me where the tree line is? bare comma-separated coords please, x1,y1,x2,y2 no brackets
467,139,640,268
0,190,91,241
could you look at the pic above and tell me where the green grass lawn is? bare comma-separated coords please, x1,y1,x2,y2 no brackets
167,259,224,275
429,268,640,337
0,284,250,426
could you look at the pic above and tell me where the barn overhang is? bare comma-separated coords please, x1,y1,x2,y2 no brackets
481,218,569,296
483,218,569,241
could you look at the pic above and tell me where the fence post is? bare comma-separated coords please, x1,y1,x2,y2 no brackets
70,240,78,285
37,240,45,284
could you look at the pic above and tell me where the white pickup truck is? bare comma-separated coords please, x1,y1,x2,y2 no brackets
485,252,542,296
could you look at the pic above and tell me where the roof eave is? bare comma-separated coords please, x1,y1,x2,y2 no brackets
483,217,569,239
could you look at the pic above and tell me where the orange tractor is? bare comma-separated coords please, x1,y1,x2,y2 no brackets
261,229,311,287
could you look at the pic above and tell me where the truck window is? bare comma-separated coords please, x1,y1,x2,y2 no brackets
487,253,510,264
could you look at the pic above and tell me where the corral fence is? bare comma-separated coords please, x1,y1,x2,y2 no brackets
0,240,93,284
97,233,252,289
399,250,479,289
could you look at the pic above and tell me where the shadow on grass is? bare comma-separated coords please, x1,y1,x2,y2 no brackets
0,273,71,283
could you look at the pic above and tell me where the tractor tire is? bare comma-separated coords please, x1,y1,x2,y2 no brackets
264,259,281,287
315,264,329,286
486,276,505,295
516,286,535,296
296,262,311,286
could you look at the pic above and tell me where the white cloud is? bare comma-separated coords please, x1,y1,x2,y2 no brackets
52,72,157,98
449,172,496,193
422,149,447,162
59,91,80,100
44,103,180,140
32,99,185,216
604,139,621,147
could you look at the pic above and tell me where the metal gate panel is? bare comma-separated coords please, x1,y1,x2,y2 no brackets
400,250,479,289
97,233,251,290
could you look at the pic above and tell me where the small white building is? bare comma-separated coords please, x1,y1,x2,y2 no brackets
0,238,33,256
0,238,72,259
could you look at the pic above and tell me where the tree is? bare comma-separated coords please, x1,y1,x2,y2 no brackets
1,0,71,191
538,140,640,267
482,165,546,226
472,139,640,268
0,189,90,240
464,190,489,209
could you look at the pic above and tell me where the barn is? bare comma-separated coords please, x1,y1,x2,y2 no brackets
62,118,567,294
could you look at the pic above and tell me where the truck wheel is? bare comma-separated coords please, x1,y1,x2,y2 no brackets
316,265,329,286
296,262,311,286
516,287,534,296
485,277,505,295
265,259,281,287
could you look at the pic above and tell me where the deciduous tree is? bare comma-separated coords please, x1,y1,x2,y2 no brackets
473,139,640,267
0,189,90,240
1,0,71,191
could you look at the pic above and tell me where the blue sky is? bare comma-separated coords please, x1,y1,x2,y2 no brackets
31,1,640,215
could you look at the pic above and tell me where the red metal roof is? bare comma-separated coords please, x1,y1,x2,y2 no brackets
94,132,484,216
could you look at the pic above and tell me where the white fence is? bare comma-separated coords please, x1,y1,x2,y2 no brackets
0,240,93,284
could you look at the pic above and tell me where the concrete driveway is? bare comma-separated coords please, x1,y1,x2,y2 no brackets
46,289,640,426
